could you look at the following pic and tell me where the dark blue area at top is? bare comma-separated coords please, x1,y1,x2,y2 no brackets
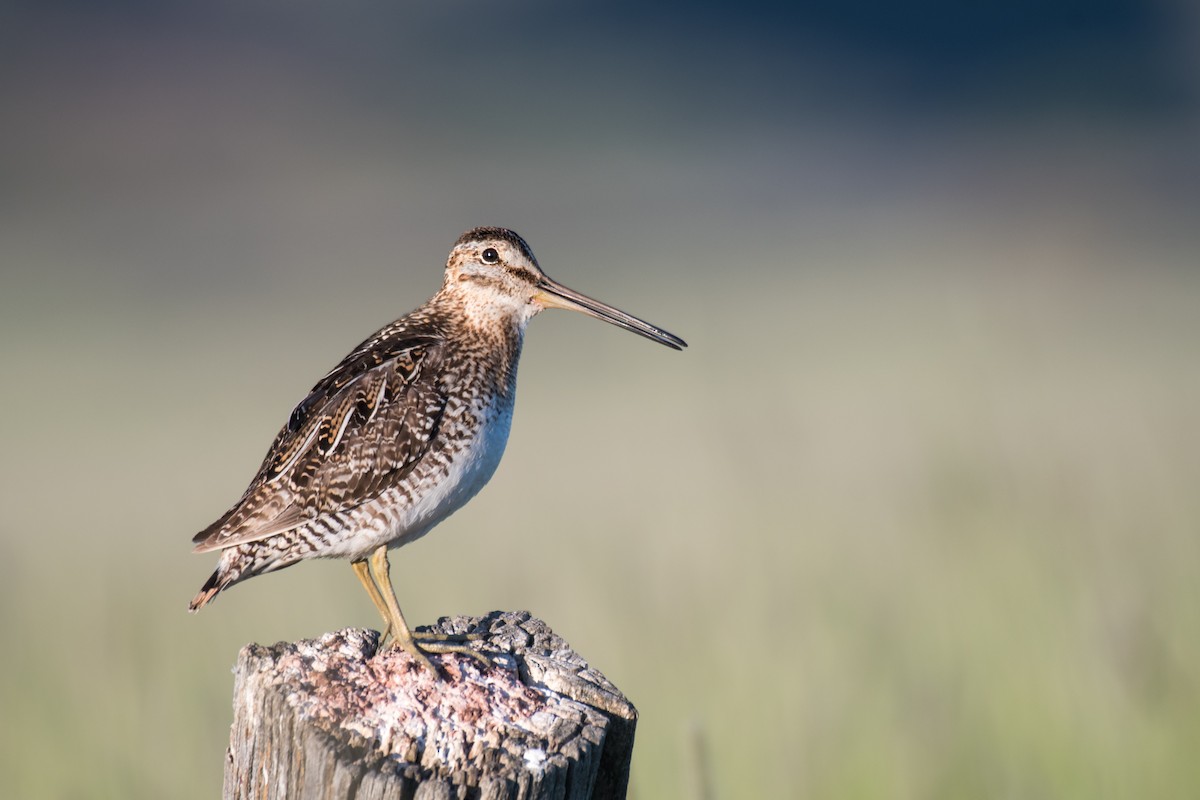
606,0,1158,54
9,0,1188,115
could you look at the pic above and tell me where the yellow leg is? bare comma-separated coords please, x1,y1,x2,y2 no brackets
351,559,393,647
367,545,490,673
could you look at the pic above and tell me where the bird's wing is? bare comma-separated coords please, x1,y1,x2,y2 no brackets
192,329,448,553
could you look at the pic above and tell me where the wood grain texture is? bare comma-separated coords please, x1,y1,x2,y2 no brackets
223,611,637,800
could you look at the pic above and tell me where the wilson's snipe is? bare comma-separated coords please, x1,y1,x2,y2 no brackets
189,227,685,673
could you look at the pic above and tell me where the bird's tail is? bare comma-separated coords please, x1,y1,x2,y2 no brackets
188,567,229,612
188,546,248,612
188,545,300,612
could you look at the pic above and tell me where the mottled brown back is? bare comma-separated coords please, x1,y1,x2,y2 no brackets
192,314,452,553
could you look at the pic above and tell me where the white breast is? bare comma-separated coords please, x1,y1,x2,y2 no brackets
388,394,515,549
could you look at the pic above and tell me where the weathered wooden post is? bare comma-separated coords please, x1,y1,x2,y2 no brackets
223,611,637,800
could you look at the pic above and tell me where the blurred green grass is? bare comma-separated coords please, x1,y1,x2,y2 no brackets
2,220,1198,798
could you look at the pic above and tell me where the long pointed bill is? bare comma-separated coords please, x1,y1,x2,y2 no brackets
534,278,688,350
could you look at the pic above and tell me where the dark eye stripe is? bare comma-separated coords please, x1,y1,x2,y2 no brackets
506,266,539,283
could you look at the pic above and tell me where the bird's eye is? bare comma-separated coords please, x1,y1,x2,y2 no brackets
480,247,500,264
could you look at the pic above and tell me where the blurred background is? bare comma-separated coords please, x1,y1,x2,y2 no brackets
2,1,1199,797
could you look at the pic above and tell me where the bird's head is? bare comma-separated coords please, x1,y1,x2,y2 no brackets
444,227,686,350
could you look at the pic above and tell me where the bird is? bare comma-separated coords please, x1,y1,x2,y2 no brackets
189,227,686,673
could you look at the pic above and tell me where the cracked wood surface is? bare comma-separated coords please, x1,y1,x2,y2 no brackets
223,611,637,800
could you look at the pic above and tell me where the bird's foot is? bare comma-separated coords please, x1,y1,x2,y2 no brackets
412,629,486,642
382,636,491,673
376,623,484,650
416,639,492,669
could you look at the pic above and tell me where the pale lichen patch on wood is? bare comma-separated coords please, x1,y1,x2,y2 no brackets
223,611,636,800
